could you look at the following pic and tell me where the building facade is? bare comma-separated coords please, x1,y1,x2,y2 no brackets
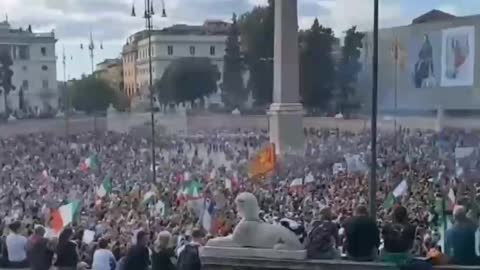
359,10,480,111
96,58,123,92
122,21,230,102
0,20,58,116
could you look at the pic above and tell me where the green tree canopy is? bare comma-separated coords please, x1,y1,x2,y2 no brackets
155,57,220,104
300,18,336,110
336,26,365,116
238,0,274,107
0,48,15,115
222,13,246,110
70,75,115,113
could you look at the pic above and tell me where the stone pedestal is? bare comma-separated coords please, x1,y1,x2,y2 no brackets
269,103,304,155
435,105,444,132
269,0,304,156
201,246,306,260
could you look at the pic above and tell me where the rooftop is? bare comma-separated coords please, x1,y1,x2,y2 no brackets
411,9,457,24
0,20,55,39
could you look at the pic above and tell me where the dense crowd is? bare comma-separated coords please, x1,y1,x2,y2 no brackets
0,127,480,269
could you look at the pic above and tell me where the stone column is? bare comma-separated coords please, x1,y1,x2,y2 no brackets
268,0,304,156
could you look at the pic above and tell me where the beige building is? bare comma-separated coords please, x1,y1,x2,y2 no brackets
121,20,230,100
96,58,123,92
122,30,149,98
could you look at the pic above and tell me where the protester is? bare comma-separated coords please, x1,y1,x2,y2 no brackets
177,229,204,270
0,127,479,266
27,226,54,270
305,207,339,259
381,206,416,264
344,205,380,261
124,231,150,270
92,238,116,270
5,221,28,268
151,231,176,270
446,205,479,265
55,228,79,270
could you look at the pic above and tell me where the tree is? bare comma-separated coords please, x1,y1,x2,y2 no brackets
155,57,219,104
70,75,115,113
222,13,246,110
336,26,365,116
300,19,336,111
0,48,15,116
239,0,274,107
112,90,130,112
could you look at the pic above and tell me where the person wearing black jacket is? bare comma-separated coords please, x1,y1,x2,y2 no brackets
151,231,175,270
55,228,79,270
27,226,54,270
344,205,380,261
124,231,150,270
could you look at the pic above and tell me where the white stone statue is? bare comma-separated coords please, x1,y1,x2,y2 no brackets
206,192,303,250
107,104,117,115
7,115,16,122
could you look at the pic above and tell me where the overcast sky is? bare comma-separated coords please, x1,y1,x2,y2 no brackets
1,0,480,80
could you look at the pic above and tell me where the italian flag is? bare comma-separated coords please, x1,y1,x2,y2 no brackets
96,175,113,198
142,190,157,205
383,180,408,210
50,202,80,233
80,154,99,172
182,180,203,200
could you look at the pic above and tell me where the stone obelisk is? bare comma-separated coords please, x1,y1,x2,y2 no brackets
269,0,304,156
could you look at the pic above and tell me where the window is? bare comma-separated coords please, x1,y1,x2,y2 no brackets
42,80,49,89
22,80,29,91
18,46,29,60
41,65,48,71
210,46,215,56
167,45,173,56
189,46,196,56
41,47,46,56
12,46,17,60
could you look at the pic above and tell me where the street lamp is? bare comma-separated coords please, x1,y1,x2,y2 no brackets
131,0,167,183
81,31,103,152
369,0,379,220
80,30,103,74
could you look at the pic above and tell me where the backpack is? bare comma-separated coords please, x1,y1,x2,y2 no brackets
386,223,407,245
306,221,335,256
177,244,201,270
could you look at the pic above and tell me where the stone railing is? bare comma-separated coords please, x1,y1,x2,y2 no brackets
201,256,480,270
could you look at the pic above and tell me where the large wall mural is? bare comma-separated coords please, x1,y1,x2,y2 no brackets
441,26,475,87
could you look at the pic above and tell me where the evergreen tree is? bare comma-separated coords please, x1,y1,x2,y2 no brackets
239,0,274,107
0,48,15,116
300,19,336,111
222,13,246,110
336,26,365,116
155,57,219,104
70,75,115,113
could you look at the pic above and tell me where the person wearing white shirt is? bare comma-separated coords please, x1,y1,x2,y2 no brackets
5,221,28,268
92,239,116,270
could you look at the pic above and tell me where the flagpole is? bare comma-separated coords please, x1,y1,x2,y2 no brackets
393,37,398,151
369,0,379,219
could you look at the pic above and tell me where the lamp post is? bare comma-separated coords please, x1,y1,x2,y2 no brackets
369,0,379,219
62,46,69,142
131,0,167,183
81,31,103,74
81,32,103,152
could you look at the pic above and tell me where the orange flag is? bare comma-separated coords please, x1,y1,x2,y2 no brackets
249,143,277,179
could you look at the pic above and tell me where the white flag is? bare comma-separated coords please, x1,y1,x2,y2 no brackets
392,180,408,198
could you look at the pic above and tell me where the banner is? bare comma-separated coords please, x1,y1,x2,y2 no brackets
441,26,475,87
